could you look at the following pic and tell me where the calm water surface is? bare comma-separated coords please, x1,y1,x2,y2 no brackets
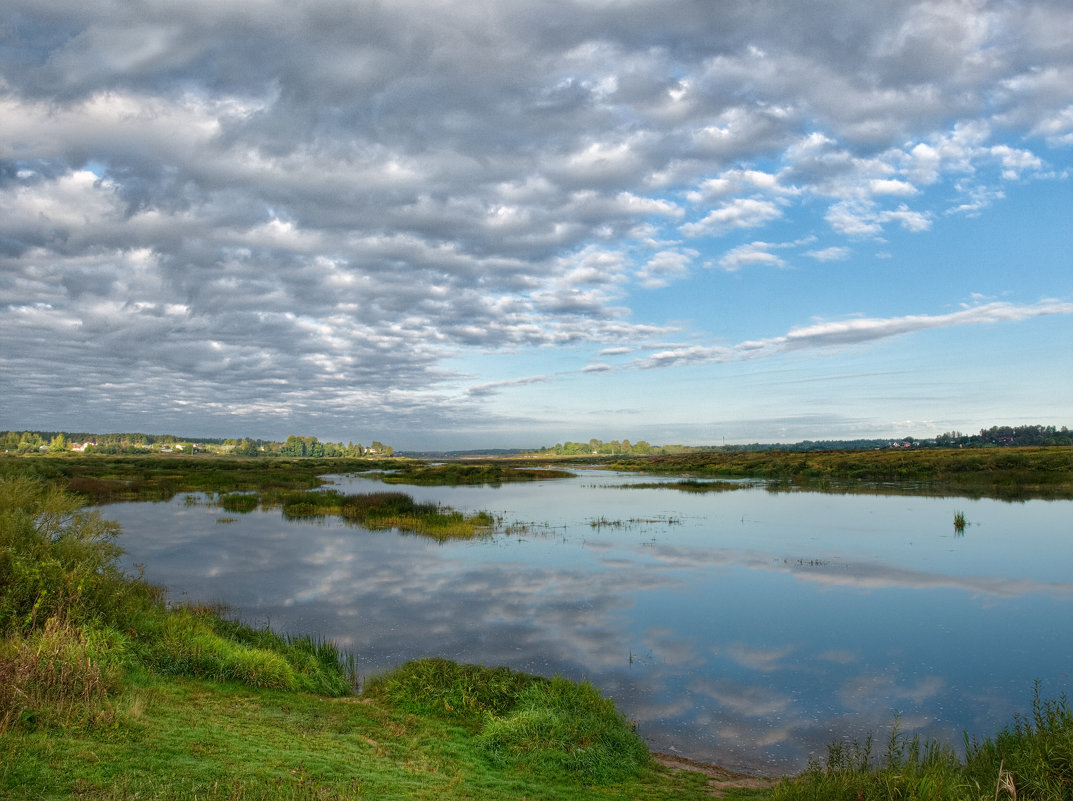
104,469,1073,774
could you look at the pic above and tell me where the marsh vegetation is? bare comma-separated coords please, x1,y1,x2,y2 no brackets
605,447,1073,501
3,452,1072,798
222,488,500,540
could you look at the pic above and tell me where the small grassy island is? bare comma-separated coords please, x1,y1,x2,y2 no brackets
2,453,1072,799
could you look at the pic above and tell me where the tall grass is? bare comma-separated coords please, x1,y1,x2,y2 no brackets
775,688,1073,801
0,617,123,733
0,476,358,736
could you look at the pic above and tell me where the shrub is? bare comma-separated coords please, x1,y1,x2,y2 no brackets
0,475,156,635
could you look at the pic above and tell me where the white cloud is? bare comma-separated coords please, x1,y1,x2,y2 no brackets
680,198,783,237
632,300,1073,369
805,246,851,262
0,0,1070,442
637,249,696,288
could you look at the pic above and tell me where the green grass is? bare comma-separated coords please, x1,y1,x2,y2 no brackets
0,667,739,801
230,489,501,541
368,463,575,486
954,510,967,533
606,447,1073,501
0,473,745,799
772,690,1073,801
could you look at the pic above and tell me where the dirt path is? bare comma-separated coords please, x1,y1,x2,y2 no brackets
654,753,779,796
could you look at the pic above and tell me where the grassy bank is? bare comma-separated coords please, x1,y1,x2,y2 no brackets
606,447,1073,500
4,471,1072,799
0,454,408,504
0,474,729,799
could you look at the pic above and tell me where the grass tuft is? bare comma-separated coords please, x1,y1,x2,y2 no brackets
478,676,652,783
364,659,651,784
0,617,122,732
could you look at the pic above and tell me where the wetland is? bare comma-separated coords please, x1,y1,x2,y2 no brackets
62,452,1072,774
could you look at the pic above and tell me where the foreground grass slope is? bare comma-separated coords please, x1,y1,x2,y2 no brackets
0,474,723,799
2,466,1071,799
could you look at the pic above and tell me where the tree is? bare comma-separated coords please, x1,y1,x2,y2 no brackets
49,433,69,453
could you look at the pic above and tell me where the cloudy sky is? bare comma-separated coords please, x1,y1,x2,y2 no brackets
2,0,1071,449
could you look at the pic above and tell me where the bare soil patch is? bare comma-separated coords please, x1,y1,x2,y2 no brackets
654,753,778,796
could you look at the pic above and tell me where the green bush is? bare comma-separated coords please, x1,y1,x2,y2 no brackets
0,475,157,635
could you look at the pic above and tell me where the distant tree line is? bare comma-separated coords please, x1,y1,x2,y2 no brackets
932,425,1071,448
532,425,1071,456
0,431,395,457
535,439,692,456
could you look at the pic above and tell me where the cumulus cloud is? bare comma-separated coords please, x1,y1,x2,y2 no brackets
0,0,1070,440
680,198,784,237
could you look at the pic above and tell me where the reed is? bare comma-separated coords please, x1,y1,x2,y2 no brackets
774,686,1073,801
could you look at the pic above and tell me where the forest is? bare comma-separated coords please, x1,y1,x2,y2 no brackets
0,431,394,458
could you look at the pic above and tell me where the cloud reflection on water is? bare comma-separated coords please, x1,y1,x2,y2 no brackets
106,483,1073,774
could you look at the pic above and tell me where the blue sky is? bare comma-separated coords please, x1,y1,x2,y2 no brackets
1,0,1071,449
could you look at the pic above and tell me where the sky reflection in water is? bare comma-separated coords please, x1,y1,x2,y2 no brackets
107,470,1073,774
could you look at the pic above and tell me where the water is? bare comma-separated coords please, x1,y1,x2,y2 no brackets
104,469,1073,774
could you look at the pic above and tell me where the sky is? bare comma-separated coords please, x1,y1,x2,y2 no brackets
1,0,1071,450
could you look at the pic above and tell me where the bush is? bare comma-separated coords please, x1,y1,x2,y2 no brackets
0,475,157,635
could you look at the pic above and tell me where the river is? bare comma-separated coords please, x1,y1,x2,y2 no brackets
103,468,1073,774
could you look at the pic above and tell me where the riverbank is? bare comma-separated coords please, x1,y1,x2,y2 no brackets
4,463,1071,799
599,446,1073,500
0,472,760,799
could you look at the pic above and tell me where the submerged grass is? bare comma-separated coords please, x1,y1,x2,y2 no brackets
954,510,967,533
